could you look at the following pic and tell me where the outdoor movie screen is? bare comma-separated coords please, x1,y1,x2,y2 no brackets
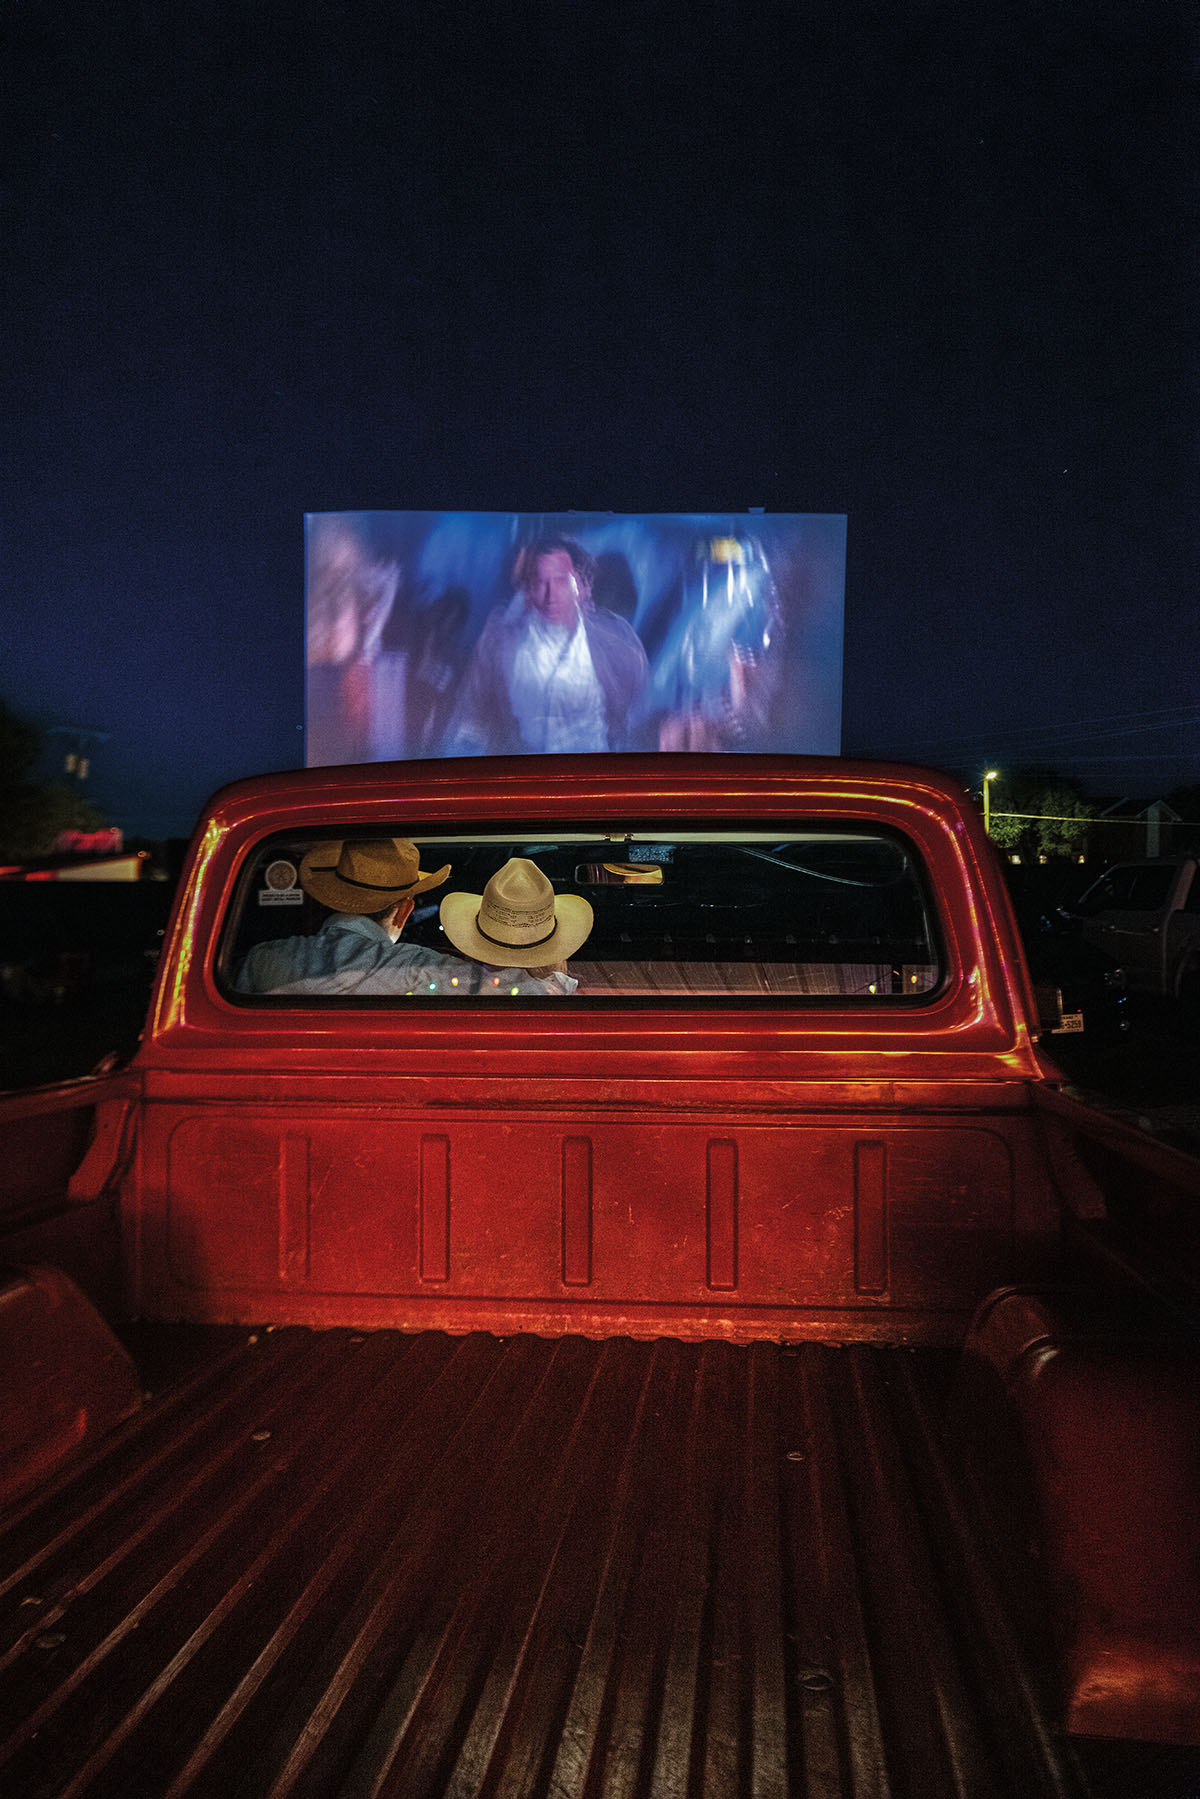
305,511,845,766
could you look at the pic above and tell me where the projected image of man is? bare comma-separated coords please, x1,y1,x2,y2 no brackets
448,537,648,755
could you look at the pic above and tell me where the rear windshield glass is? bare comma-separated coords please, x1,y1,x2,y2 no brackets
219,830,942,1003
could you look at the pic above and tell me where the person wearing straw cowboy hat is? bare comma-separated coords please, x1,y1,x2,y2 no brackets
439,858,593,994
236,838,565,997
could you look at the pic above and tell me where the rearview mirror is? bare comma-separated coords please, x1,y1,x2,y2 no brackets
574,862,664,887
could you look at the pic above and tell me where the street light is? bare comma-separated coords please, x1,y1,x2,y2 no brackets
983,769,999,835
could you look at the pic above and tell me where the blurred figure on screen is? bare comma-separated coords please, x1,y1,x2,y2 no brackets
652,534,783,752
306,517,400,765
591,550,639,624
447,536,648,756
407,586,470,755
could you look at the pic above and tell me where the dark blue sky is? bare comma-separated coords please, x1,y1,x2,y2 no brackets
3,0,1196,836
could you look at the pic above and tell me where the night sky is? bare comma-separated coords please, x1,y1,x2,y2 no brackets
3,0,1196,838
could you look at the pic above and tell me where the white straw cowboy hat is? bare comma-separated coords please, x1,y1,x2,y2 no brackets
299,839,450,914
439,858,593,967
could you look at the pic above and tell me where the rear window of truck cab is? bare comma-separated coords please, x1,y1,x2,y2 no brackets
218,829,943,1004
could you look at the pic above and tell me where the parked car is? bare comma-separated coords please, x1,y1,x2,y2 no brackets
1001,862,1130,1044
1076,855,1200,1003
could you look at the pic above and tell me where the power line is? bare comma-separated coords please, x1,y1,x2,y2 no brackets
882,703,1200,757
1030,754,1200,765
944,701,1199,735
989,811,1092,822
988,808,1200,826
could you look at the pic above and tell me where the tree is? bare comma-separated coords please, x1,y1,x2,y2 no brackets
0,698,108,858
0,699,39,790
985,768,1092,862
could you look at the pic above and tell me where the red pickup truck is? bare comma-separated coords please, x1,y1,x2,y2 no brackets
2,755,1198,1798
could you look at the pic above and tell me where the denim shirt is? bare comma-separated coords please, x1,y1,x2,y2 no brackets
235,913,576,997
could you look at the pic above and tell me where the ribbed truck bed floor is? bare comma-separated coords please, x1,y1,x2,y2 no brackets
0,1327,1181,1799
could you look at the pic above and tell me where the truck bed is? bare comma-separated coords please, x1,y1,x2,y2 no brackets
6,1322,1180,1799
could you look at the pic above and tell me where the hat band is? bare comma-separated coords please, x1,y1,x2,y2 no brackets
475,913,559,951
310,864,421,893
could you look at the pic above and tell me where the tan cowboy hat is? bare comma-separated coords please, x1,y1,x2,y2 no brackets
439,858,593,967
299,838,450,913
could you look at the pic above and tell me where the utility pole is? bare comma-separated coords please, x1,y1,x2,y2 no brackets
983,769,998,835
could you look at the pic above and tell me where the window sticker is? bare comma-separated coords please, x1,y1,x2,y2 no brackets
259,859,303,905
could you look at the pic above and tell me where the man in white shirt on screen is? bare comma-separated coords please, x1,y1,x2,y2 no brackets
448,537,648,756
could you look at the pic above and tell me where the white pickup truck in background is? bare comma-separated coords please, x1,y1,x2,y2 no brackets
1078,854,1200,1002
